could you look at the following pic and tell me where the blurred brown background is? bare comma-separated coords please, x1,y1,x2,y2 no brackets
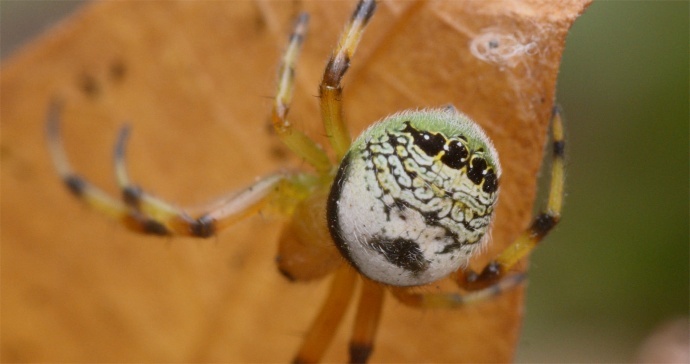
2,0,688,362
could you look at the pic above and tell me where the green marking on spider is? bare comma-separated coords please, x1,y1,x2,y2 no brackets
327,107,501,286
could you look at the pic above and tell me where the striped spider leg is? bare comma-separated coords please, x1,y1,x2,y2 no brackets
46,99,318,239
281,2,384,363
45,12,328,242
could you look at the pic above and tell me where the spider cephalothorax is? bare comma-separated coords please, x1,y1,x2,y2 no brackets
47,0,565,362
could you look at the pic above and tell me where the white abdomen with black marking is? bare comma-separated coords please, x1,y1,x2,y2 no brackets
327,108,501,286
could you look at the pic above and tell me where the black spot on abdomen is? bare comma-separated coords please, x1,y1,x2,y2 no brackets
370,237,429,274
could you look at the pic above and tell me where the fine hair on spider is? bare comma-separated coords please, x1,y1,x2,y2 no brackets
46,0,566,362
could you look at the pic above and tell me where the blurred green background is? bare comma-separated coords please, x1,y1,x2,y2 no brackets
520,1,688,362
2,1,688,362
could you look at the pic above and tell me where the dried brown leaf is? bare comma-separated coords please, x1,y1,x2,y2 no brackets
1,0,589,362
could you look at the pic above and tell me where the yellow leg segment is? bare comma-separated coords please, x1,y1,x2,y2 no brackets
113,125,181,223
272,13,331,173
494,108,564,269
46,100,133,223
320,0,377,160
458,107,566,291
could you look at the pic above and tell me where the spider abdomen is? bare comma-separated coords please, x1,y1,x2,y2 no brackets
327,108,501,286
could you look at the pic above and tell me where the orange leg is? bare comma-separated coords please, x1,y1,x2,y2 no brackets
293,266,358,363
349,278,385,363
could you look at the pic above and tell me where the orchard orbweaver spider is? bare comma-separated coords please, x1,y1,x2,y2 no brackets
47,0,565,362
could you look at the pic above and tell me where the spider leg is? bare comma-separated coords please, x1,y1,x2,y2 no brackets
47,100,313,238
389,274,526,309
320,0,376,160
349,278,385,363
46,100,162,234
457,107,566,291
272,12,331,173
293,266,358,364
113,124,181,221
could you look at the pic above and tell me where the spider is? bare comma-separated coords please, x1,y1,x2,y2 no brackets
46,0,565,362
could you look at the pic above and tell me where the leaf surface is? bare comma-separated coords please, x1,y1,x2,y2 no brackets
1,0,590,362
